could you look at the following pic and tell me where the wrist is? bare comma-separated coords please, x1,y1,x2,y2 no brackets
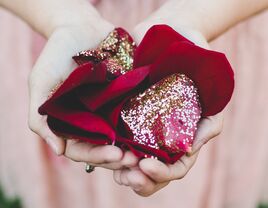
135,0,239,42
42,1,104,38
134,0,211,43
0,0,108,39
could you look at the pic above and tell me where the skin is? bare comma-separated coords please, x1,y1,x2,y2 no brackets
1,0,268,197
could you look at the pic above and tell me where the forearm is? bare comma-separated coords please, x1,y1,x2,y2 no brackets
146,0,268,41
0,0,100,38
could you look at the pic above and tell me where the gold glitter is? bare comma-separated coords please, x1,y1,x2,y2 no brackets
121,74,202,153
73,28,136,76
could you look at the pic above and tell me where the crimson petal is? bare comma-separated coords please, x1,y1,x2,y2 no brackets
39,62,107,114
116,136,185,164
134,25,193,68
41,103,116,142
77,66,150,111
149,41,234,116
47,117,112,145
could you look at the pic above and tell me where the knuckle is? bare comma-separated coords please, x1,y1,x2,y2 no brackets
102,152,113,163
132,177,146,189
177,171,187,179
173,163,188,180
65,140,85,162
144,165,158,176
174,170,187,180
135,185,156,197
136,181,145,188
28,119,39,134
212,123,223,138
64,148,80,162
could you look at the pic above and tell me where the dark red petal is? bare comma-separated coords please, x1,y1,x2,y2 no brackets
116,136,185,164
47,117,113,145
107,95,132,128
77,66,150,111
39,62,107,114
149,42,234,116
42,103,116,141
134,25,193,68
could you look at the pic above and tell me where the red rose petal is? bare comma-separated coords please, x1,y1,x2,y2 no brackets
55,63,106,97
39,62,107,114
149,42,234,116
47,116,112,145
116,136,185,164
134,25,193,68
107,94,134,128
41,103,116,142
77,66,150,111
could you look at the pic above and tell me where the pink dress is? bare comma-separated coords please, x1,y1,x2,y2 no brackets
0,1,268,207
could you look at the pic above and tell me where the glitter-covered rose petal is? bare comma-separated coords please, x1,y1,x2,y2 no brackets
121,73,201,154
73,27,136,78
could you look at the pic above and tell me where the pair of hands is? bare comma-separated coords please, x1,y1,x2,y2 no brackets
28,7,223,196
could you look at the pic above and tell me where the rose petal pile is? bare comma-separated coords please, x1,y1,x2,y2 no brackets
39,25,234,163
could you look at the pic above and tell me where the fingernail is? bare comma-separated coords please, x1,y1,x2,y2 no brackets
46,137,60,155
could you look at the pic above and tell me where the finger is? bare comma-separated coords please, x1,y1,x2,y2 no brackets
189,112,223,155
28,83,65,155
124,168,154,191
139,151,199,183
28,35,75,155
96,151,138,170
29,62,65,156
28,114,66,155
113,169,131,186
94,151,139,170
120,151,139,168
119,169,130,186
65,139,123,164
168,151,199,179
134,182,169,197
125,169,168,197
28,91,66,155
113,170,122,185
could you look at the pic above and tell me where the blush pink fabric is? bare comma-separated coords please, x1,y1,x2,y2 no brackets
0,1,268,208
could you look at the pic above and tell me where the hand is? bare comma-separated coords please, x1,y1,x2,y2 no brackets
28,16,131,169
113,14,224,196
114,113,223,196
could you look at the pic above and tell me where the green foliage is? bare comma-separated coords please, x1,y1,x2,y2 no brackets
0,186,22,208
258,203,268,208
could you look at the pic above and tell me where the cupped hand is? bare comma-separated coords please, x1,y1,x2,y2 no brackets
28,16,132,169
113,14,224,196
114,112,223,196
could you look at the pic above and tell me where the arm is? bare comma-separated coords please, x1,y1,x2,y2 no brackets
0,0,101,38
134,0,268,42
